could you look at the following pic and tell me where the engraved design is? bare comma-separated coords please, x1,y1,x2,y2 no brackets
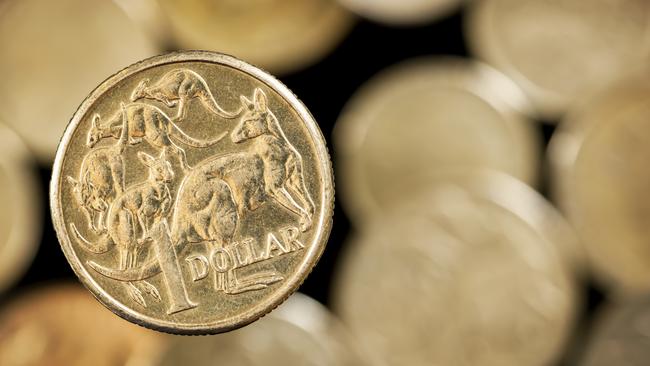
67,70,314,313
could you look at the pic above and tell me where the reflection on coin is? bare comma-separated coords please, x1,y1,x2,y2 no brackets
0,0,160,162
337,0,462,25
0,123,40,293
157,0,354,74
466,0,650,118
333,172,576,366
0,284,165,366
157,293,370,366
580,296,650,366
549,79,650,294
334,57,540,225
50,51,334,334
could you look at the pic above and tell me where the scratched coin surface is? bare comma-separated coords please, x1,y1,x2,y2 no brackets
156,293,370,366
0,0,160,161
549,79,650,294
580,296,650,366
0,284,166,366
157,0,354,74
334,57,540,225
466,0,650,118
337,0,462,25
333,172,576,366
0,123,41,294
50,51,334,334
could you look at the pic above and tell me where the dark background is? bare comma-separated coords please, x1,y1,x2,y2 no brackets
10,9,603,365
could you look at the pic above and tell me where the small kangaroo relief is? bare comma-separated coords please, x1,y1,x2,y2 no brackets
130,68,242,121
86,102,228,170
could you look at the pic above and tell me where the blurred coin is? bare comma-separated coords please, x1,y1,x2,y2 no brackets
333,171,577,366
549,79,650,294
337,0,462,25
156,293,371,366
333,57,540,225
0,0,161,162
113,0,173,48
156,0,354,74
580,296,650,366
0,284,166,366
466,0,650,119
0,123,40,294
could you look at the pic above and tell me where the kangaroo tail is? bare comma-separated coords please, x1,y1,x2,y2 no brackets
201,90,242,119
69,223,114,254
170,123,228,148
88,257,161,281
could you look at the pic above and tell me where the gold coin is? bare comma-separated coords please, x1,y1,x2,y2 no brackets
50,51,334,334
334,57,540,225
466,0,650,118
0,0,161,162
549,79,650,294
0,122,40,293
333,172,577,366
580,296,650,366
337,0,462,25
157,0,354,74
0,284,166,366
156,293,371,366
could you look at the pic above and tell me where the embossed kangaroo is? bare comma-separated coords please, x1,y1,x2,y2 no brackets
67,146,125,234
130,68,241,121
87,102,228,170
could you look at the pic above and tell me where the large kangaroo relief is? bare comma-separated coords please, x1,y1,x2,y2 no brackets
68,70,314,314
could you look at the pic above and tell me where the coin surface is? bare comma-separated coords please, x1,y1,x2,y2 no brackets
156,293,371,366
0,123,41,294
50,51,334,334
549,79,650,294
333,57,540,225
0,0,160,162
157,0,354,74
333,172,577,366
337,0,462,25
466,0,650,118
0,284,166,366
580,296,650,366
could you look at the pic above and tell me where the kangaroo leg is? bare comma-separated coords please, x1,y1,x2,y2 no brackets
166,142,191,171
271,186,311,231
174,97,187,121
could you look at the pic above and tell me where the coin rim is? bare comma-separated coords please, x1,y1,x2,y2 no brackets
50,50,334,335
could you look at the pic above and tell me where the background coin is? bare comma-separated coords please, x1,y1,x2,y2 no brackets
337,0,463,25
0,0,161,162
333,57,540,225
549,78,650,295
466,0,650,118
51,51,334,334
0,284,166,366
156,0,354,74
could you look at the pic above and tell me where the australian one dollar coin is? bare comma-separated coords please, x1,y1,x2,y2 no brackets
50,51,334,334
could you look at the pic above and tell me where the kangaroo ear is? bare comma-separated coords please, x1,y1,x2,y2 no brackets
66,176,78,188
91,114,100,129
240,95,255,111
137,151,155,167
253,88,267,112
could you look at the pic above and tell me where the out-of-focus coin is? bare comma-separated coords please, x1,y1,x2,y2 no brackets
0,284,166,366
580,296,650,366
113,0,173,48
337,0,462,25
156,0,354,74
333,171,577,366
549,79,650,294
0,123,40,294
0,0,161,162
334,57,540,225
466,0,650,119
156,293,371,366
50,51,334,334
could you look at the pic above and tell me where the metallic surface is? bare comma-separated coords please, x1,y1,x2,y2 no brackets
333,171,576,366
157,0,354,74
50,51,334,334
0,0,160,161
0,284,165,366
338,0,463,25
334,57,540,225
466,0,650,118
549,79,650,294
